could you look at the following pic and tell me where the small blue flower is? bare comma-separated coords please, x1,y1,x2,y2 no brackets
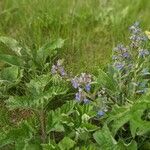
122,52,130,59
75,92,81,101
60,67,66,76
114,63,124,70
114,44,127,52
83,98,90,104
71,78,79,89
97,110,105,117
85,84,91,92
139,49,149,57
129,22,141,34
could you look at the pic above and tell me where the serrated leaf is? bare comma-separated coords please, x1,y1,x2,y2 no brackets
0,122,33,148
47,101,75,133
6,96,33,110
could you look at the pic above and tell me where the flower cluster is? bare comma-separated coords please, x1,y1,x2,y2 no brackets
71,73,92,104
129,22,147,49
51,59,67,77
138,49,149,57
111,22,150,99
97,89,108,117
112,44,131,71
51,22,150,119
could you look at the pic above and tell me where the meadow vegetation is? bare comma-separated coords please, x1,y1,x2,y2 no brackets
0,0,150,149
0,0,150,73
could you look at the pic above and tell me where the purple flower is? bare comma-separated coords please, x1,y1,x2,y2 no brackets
75,92,81,101
138,49,149,57
51,65,57,74
129,22,141,34
114,44,127,52
51,59,67,77
114,63,124,70
97,110,105,117
85,84,91,92
129,22,148,48
72,73,92,90
59,67,66,76
83,98,90,104
71,78,79,89
122,52,130,59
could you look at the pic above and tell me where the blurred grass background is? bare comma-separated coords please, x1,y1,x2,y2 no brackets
0,0,150,74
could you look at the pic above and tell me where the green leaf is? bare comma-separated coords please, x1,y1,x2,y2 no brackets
37,38,64,63
107,94,150,137
6,74,68,111
0,36,22,56
58,137,76,150
0,66,22,83
48,38,65,50
107,105,131,136
47,101,75,133
26,74,51,95
116,140,137,150
95,69,117,92
93,125,117,149
0,54,24,66
6,96,32,110
0,122,33,148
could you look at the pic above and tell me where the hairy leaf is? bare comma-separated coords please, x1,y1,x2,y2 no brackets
0,36,22,56
0,54,24,66
58,137,76,150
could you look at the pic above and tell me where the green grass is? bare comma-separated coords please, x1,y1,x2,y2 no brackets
0,0,150,73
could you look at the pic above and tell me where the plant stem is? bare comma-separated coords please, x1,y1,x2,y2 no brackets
39,110,47,143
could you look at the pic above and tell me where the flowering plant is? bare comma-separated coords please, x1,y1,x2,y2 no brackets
0,22,149,149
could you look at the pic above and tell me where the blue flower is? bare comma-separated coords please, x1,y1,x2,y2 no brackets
85,84,91,92
51,59,67,77
71,78,79,89
114,44,127,52
59,67,66,76
114,63,124,70
129,22,141,34
97,110,105,117
83,98,90,104
122,52,130,59
138,49,149,57
75,92,81,101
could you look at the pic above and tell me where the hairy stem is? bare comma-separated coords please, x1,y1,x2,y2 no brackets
39,110,47,143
